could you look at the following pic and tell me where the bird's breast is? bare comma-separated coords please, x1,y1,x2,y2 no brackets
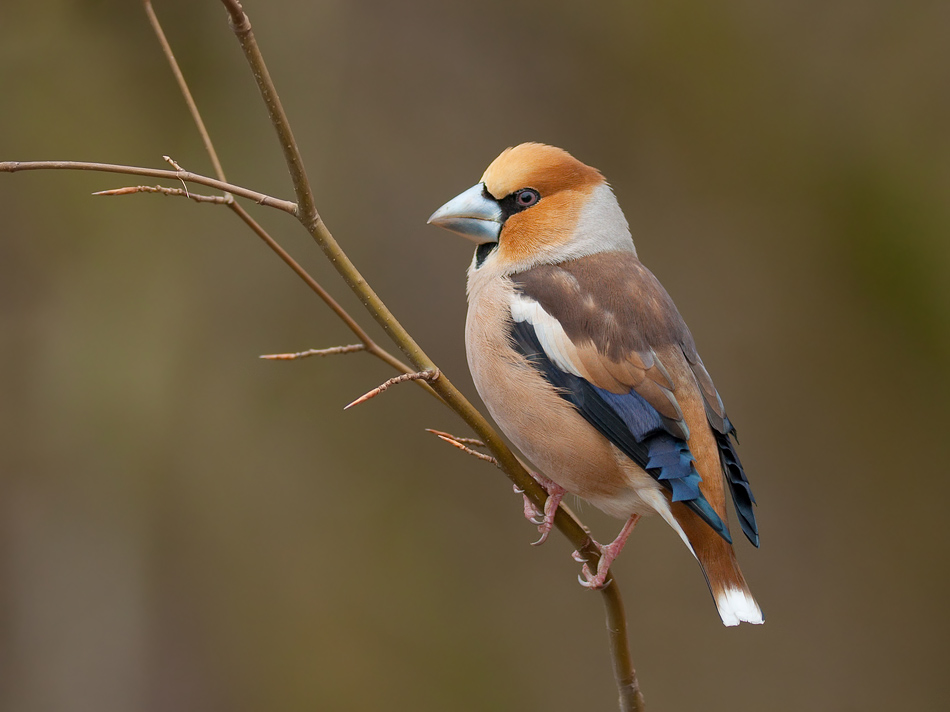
464,274,661,517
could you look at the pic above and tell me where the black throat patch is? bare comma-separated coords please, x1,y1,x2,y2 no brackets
474,242,498,269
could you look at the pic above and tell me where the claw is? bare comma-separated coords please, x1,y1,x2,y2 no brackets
526,480,565,546
512,473,567,546
576,560,605,589
521,493,543,524
579,563,611,590
571,514,640,591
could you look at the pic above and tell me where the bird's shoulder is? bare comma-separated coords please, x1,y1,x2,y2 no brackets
510,251,694,360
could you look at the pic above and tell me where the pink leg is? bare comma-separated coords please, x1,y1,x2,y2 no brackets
574,514,641,589
513,472,566,546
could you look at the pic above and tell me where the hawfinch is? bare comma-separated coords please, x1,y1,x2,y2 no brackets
428,143,762,626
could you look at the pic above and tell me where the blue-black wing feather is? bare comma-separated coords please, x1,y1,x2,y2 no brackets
509,319,731,542
714,418,759,547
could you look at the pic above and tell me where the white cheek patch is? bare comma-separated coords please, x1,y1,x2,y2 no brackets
509,294,582,378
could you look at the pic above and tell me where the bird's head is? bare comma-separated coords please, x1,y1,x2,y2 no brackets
428,143,635,273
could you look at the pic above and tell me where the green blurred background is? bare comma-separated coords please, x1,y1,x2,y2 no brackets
2,1,948,710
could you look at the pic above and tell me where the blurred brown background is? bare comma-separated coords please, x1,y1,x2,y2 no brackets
1,1,948,710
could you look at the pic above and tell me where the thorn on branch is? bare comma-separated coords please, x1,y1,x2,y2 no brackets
344,369,440,411
92,184,231,204
426,429,498,465
260,344,366,360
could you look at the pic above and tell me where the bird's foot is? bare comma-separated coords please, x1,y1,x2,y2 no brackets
573,514,641,590
513,472,566,546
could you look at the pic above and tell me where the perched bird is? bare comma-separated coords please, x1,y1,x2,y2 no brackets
428,143,762,626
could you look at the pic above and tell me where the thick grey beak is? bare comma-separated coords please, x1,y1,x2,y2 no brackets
427,183,502,244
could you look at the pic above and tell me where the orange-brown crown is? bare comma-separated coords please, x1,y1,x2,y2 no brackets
481,143,604,200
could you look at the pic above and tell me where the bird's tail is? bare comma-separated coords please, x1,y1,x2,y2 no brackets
673,503,764,626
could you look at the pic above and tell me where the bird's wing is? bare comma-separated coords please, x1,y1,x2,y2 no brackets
682,349,758,546
509,252,757,545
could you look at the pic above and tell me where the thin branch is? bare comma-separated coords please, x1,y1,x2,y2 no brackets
93,184,230,204
344,369,440,410
603,583,646,712
143,0,228,184
0,161,296,213
162,155,186,172
261,344,366,360
424,429,487,449
428,430,499,465
220,0,319,231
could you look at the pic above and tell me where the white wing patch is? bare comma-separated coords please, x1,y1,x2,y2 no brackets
509,293,583,378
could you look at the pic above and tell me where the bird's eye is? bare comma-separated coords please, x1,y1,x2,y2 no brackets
515,189,540,208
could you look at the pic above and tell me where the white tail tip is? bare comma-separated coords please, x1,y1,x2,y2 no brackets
716,587,764,626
